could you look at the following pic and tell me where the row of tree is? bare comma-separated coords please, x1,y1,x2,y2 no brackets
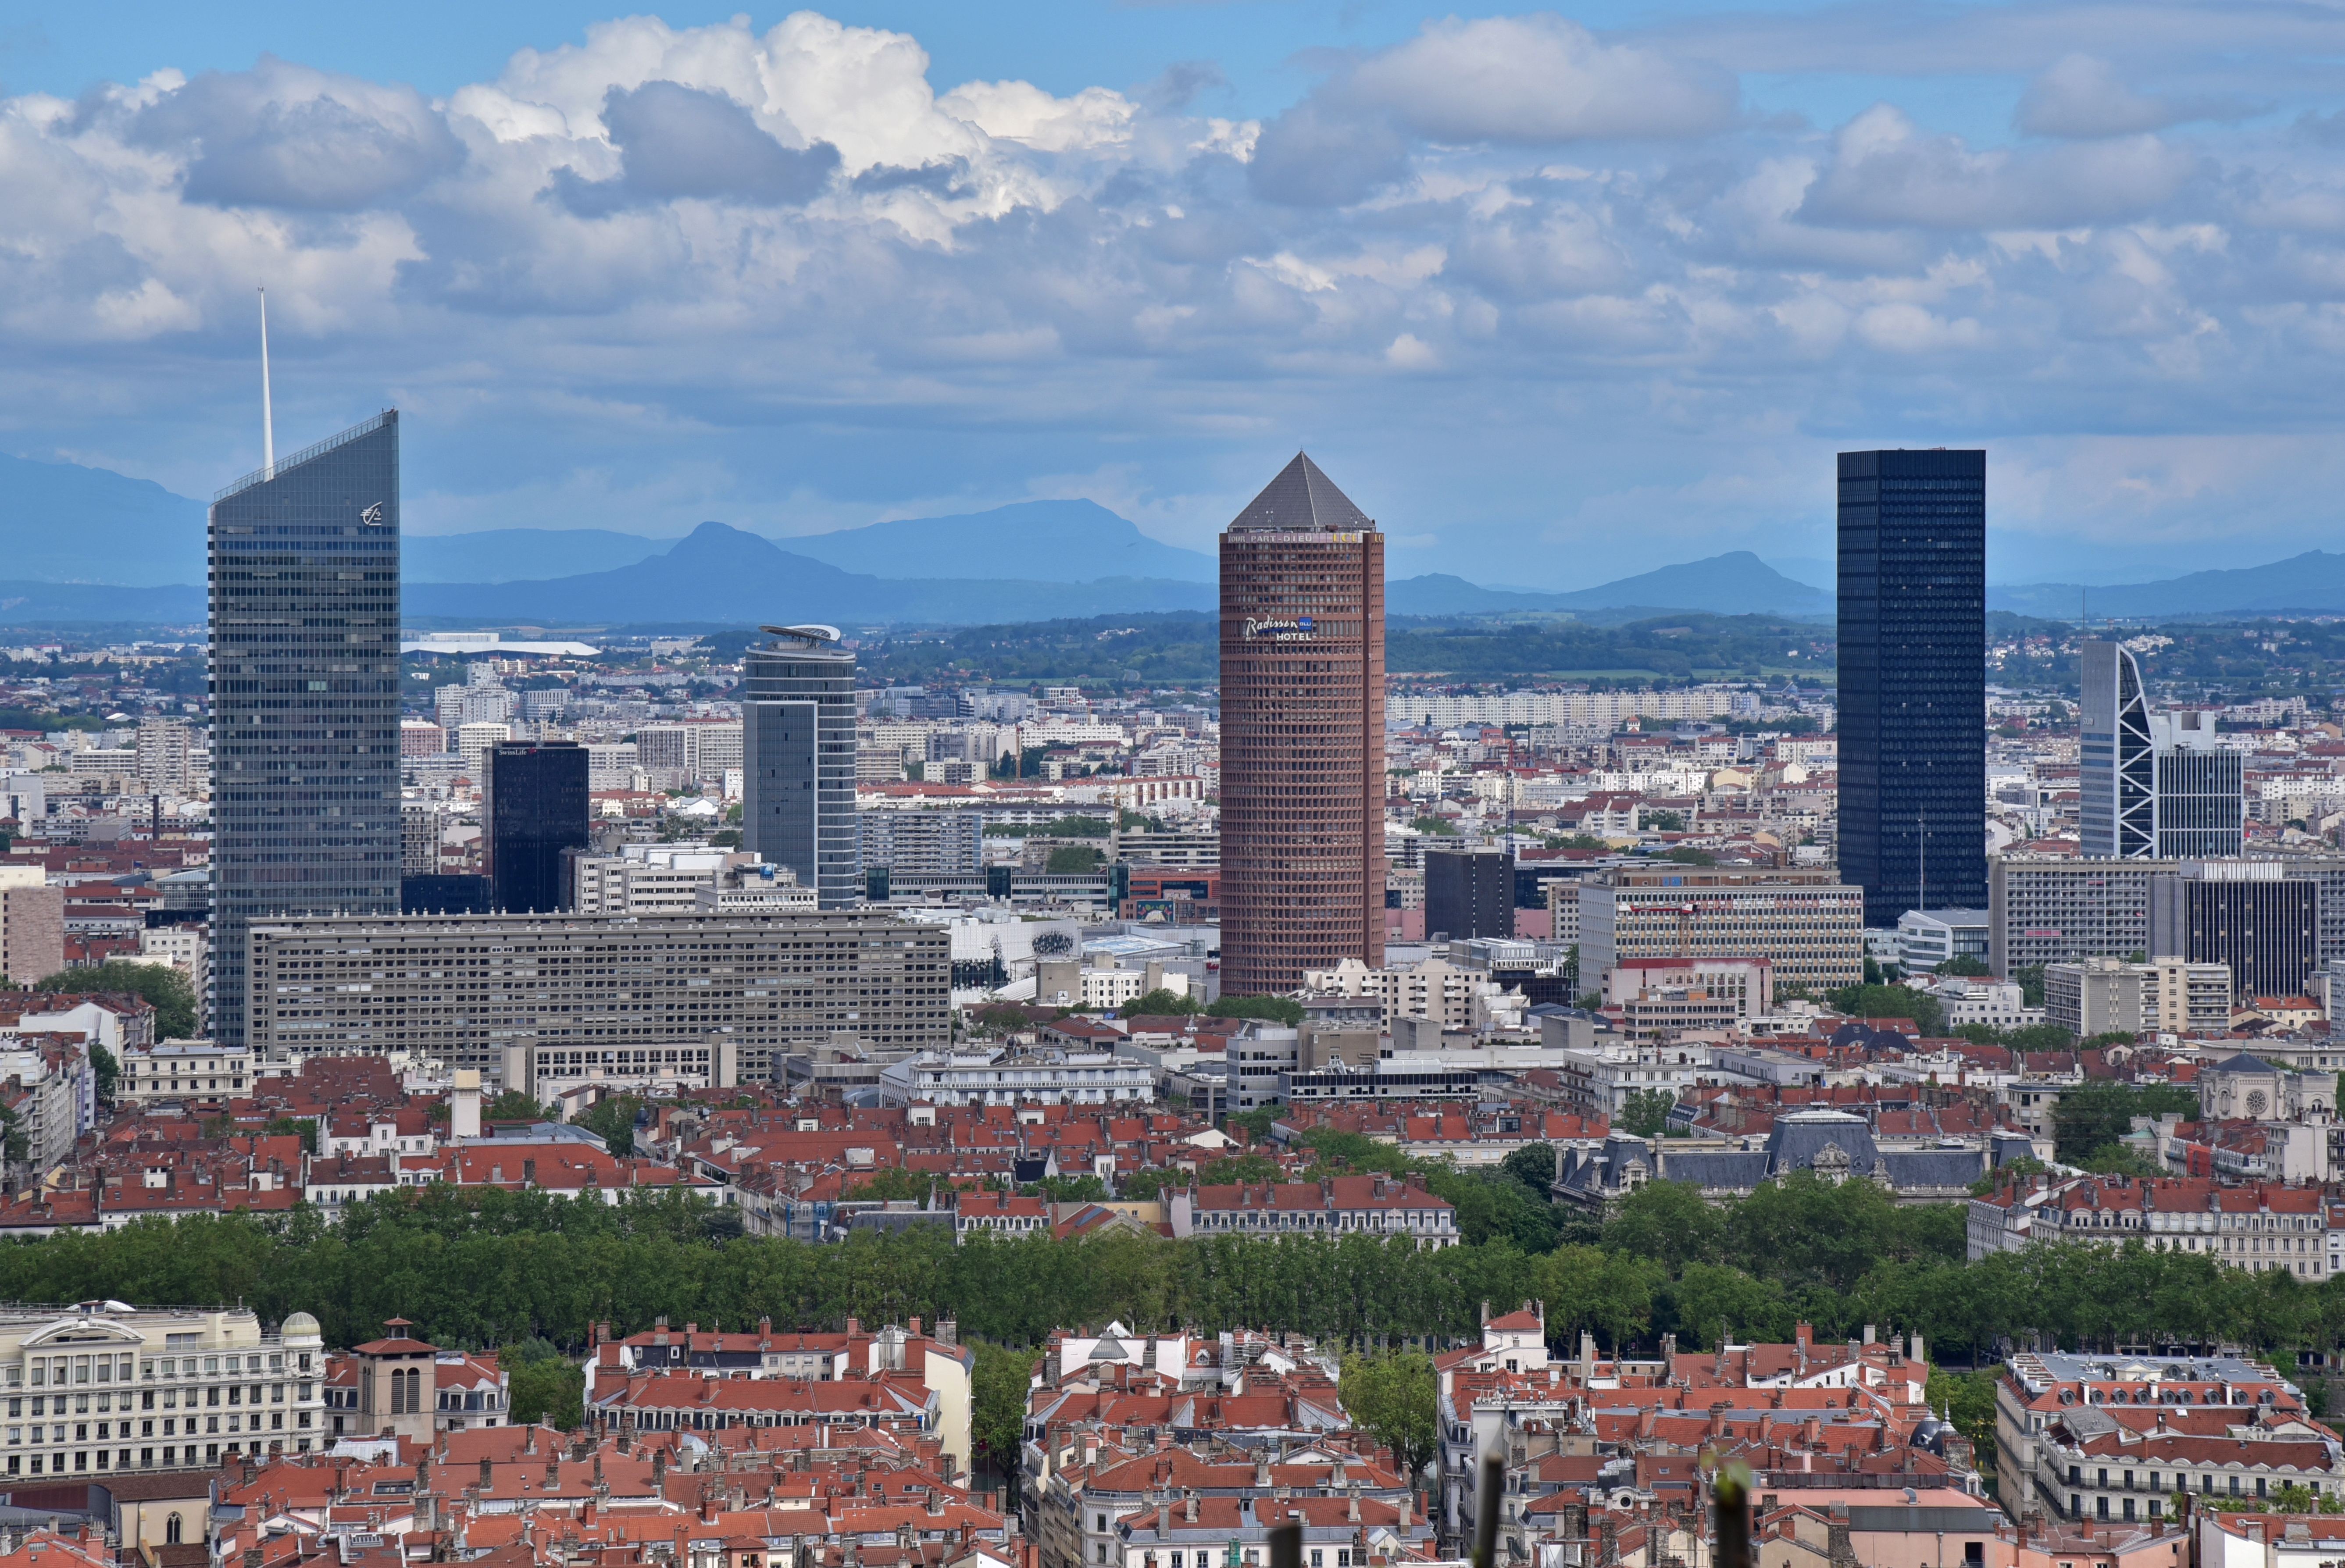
0,1180,2338,1373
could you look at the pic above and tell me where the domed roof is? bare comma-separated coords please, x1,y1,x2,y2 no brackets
281,1311,321,1338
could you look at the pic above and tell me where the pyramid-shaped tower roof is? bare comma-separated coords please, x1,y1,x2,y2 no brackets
1227,453,1374,532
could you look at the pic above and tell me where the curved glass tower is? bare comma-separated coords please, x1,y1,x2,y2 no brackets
209,413,404,1052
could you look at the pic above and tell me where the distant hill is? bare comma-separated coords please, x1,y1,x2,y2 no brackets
1991,552,2345,618
404,530,664,583
403,521,1215,625
782,499,1216,584
0,453,205,587
1391,552,1832,618
0,581,204,622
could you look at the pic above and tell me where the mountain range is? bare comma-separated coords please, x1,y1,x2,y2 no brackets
11,448,2345,624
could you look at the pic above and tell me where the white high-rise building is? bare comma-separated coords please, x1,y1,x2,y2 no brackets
2080,641,2243,859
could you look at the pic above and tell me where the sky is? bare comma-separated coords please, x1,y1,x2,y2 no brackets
7,1,2345,590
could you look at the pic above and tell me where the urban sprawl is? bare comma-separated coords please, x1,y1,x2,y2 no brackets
0,441,2341,1568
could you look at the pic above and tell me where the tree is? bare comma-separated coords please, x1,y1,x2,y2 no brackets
89,1042,118,1103
34,962,196,1041
1207,995,1305,1027
1226,1105,1284,1141
2052,1080,2199,1164
1046,845,1103,874
1824,984,1947,1037
576,1094,644,1157
1604,1179,1724,1272
502,1341,584,1429
969,1340,1037,1477
1938,955,1992,977
1653,846,1716,866
844,1166,935,1204
1411,816,1458,837
1123,988,1197,1017
2013,964,2048,1007
484,1089,552,1123
1340,1351,1438,1486
1616,1088,1678,1139
1023,1173,1109,1203
1500,1144,1557,1193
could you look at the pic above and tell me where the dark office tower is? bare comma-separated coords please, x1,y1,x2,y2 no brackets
209,413,403,1052
1220,454,1385,996
484,739,588,912
1424,849,1513,941
2152,862,2320,1000
742,624,858,908
1837,449,1987,928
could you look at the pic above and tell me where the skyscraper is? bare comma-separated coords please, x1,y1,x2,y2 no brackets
483,739,589,913
1219,454,1384,996
742,624,858,908
1424,848,1513,942
2080,640,2243,859
209,413,404,1051
1837,449,1987,928
2152,860,2319,1000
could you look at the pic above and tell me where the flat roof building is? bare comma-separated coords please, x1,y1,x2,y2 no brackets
1838,449,1986,927
244,910,949,1080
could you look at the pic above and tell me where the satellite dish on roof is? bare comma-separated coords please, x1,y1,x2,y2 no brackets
760,624,842,643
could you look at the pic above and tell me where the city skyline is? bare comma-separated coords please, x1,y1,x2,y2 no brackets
8,3,2345,588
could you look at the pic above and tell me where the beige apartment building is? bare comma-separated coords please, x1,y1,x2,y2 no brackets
0,1301,325,1479
245,911,950,1079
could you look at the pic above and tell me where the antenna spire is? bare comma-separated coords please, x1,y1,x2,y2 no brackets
259,287,276,481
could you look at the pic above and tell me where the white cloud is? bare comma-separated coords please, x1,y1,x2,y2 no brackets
1345,16,1738,145
7,6,2345,584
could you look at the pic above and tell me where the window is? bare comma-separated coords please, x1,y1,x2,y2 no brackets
166,1515,182,1545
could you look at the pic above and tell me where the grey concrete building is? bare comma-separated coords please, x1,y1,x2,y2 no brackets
243,910,949,1079
1988,856,2176,978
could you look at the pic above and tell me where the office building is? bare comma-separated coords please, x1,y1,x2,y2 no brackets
1424,849,1513,942
244,909,949,1079
2080,641,2245,859
209,411,403,1051
400,875,493,914
1576,867,1864,991
742,625,858,908
1989,856,2174,978
1895,908,1990,973
562,842,786,915
1837,449,1987,926
483,740,588,914
401,804,440,877
2044,955,2232,1037
2151,861,2319,1001
858,810,983,878
1219,453,1385,995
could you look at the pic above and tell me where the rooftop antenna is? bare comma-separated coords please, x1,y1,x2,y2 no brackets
259,286,276,481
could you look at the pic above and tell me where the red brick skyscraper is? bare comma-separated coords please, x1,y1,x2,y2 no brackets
1219,453,1385,996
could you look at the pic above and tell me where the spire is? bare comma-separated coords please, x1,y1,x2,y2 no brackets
259,287,276,481
1227,452,1374,532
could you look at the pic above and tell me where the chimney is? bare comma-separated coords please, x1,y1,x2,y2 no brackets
452,1069,481,1140
479,1458,493,1490
936,1318,958,1349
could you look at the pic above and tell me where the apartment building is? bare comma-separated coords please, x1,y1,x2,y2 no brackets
116,1042,254,1105
0,1300,327,1476
1576,867,1863,991
243,911,950,1079
1989,857,2176,978
2044,956,2231,1036
564,843,758,915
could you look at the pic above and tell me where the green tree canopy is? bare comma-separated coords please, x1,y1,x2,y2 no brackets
1616,1088,1679,1139
1824,983,1946,1037
33,961,196,1041
1122,988,1198,1017
1937,955,1992,977
1207,995,1305,1027
1340,1350,1438,1483
2052,1080,2200,1164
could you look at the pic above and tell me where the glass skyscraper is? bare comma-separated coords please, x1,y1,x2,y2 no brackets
2081,640,2243,859
1837,448,1986,928
209,413,404,1051
742,625,858,908
484,739,589,913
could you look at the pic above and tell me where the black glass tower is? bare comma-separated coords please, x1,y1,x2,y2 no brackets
484,739,589,913
209,413,403,1051
1837,449,1986,928
742,625,859,908
1424,849,1513,942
